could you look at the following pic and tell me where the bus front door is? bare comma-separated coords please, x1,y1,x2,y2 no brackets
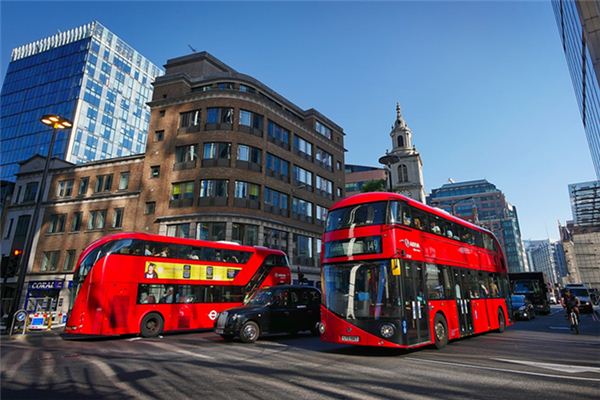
402,261,430,345
454,270,474,336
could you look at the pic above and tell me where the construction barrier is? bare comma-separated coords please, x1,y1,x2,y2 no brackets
27,312,67,330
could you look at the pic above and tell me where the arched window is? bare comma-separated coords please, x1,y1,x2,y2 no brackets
398,164,408,183
397,135,404,148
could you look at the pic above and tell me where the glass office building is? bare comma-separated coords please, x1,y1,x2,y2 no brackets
0,21,162,181
552,0,600,179
427,180,529,273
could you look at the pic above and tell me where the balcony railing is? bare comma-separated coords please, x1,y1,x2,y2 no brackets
169,198,194,208
205,122,233,131
233,198,260,210
177,124,202,135
264,204,289,217
173,160,197,171
202,158,231,168
238,124,263,137
236,160,262,173
198,196,228,207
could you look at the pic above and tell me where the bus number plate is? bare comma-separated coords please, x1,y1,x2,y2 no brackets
341,335,360,343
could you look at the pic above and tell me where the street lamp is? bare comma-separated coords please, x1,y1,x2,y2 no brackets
8,114,72,330
378,152,399,192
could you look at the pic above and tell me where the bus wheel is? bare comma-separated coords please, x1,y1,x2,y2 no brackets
497,310,506,333
141,312,163,338
433,314,448,350
240,321,260,343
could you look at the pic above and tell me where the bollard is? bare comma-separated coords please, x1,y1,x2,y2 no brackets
47,312,53,331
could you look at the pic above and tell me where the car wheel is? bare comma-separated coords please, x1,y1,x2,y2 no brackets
433,314,448,350
310,322,320,336
140,312,163,338
240,321,260,343
497,310,506,333
220,334,234,342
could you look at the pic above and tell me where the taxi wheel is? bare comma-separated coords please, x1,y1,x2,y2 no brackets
240,321,260,343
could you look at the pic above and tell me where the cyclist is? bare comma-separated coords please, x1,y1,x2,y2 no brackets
561,289,580,332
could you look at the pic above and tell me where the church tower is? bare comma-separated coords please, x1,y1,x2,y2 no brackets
385,103,425,202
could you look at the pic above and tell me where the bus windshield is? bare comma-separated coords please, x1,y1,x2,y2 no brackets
325,201,387,232
322,261,401,319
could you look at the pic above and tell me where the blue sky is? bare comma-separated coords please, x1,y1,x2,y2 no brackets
1,1,594,240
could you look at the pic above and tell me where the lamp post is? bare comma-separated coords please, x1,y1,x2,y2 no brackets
8,114,72,331
378,153,399,192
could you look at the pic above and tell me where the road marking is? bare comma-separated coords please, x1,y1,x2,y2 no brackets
86,358,143,398
405,357,600,382
548,326,570,330
493,358,600,374
126,337,142,341
144,340,214,360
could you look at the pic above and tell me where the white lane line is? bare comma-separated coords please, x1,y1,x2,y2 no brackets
405,357,600,382
493,358,600,374
126,337,142,341
548,326,570,330
144,340,214,360
86,358,143,398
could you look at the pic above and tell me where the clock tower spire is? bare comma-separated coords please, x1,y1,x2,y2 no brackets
383,102,425,202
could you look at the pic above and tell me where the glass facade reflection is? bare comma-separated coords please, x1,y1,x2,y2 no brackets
0,21,162,181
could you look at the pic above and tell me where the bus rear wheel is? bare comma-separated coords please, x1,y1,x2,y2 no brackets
497,310,506,333
141,312,164,338
433,314,448,350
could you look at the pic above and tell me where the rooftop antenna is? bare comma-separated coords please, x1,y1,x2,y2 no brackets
448,178,455,183
188,44,197,53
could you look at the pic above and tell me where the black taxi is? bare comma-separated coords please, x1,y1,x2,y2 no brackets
214,285,321,343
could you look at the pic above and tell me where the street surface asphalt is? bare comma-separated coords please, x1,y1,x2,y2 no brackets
1,305,599,399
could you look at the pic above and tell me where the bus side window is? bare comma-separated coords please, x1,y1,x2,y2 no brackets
478,273,489,298
425,264,444,300
389,201,399,224
402,206,412,226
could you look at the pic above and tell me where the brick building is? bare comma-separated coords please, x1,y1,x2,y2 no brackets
2,52,345,315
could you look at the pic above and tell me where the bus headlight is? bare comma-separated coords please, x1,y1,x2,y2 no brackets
380,323,395,338
318,322,326,334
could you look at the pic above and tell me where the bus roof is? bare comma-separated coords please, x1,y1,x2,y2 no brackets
330,192,495,237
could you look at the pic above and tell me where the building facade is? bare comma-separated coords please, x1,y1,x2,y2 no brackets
559,222,600,289
427,179,529,273
344,164,387,196
382,104,425,202
2,52,345,314
0,21,162,182
524,239,560,287
553,0,600,179
569,180,600,226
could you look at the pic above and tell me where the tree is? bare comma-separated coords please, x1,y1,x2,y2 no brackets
361,179,387,193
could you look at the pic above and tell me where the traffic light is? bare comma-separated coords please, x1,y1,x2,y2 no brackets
5,249,23,277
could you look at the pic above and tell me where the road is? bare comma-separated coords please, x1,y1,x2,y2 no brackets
1,306,599,399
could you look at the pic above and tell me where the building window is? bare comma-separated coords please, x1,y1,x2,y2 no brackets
292,197,313,219
113,208,124,228
23,182,38,202
267,120,290,147
203,142,231,160
235,181,260,200
232,223,258,246
151,166,160,178
217,82,235,90
167,223,191,238
239,109,264,131
145,202,156,215
315,148,333,169
200,179,228,197
397,135,404,148
48,214,66,233
264,187,289,212
197,222,226,241
315,121,332,139
336,161,342,171
398,164,408,183
293,166,313,188
57,179,74,197
237,145,262,164
154,130,164,141
293,234,313,265
316,205,328,222
180,109,201,128
171,181,195,200
88,210,107,230
294,135,313,158
176,144,199,162
239,84,255,93
71,212,83,232
266,153,289,179
63,249,76,272
263,228,288,252
94,174,113,192
3,218,13,239
159,110,166,117
41,251,60,272
78,177,89,196
337,187,342,198
206,107,233,124
316,176,333,196
118,172,130,190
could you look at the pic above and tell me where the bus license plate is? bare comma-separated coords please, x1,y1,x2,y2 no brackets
341,335,360,343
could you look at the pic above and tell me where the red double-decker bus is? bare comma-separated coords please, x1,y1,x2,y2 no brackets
319,192,512,349
64,232,291,338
